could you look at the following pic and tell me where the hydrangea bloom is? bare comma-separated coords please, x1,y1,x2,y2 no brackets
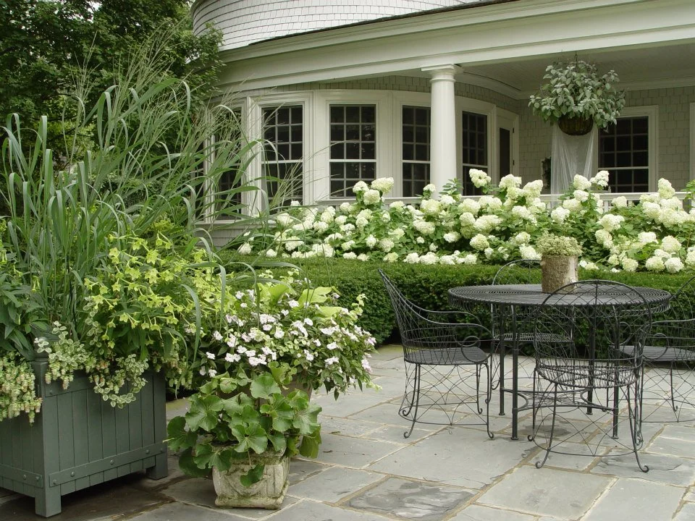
573,175,592,190
363,189,381,205
371,177,394,193
469,168,491,188
661,236,681,253
470,234,489,251
551,207,570,223
611,196,628,209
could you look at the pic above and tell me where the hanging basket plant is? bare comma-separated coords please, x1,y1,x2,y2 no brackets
529,59,625,136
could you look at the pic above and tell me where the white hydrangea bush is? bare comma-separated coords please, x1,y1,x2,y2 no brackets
241,170,694,273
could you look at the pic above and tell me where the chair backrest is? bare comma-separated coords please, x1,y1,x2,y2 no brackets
533,280,652,365
492,259,542,286
379,269,484,351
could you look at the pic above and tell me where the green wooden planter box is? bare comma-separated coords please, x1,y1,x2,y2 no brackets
0,361,168,517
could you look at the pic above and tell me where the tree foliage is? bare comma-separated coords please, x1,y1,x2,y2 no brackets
0,0,221,129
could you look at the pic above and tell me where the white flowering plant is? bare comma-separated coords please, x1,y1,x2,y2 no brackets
191,271,377,398
240,169,695,275
536,234,583,257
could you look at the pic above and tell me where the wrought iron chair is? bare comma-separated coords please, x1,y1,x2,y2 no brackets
490,260,542,395
379,270,494,439
621,276,695,423
529,281,651,472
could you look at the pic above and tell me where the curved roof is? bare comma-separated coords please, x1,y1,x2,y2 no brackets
192,0,481,51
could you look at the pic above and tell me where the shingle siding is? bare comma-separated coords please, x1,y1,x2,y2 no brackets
193,0,482,50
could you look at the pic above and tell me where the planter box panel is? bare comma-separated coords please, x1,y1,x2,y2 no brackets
0,364,168,517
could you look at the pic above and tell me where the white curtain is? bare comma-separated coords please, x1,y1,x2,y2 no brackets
550,125,597,194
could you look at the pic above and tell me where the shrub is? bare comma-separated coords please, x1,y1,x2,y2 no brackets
224,254,692,345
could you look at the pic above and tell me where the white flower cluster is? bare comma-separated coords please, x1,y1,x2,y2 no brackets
242,171,692,273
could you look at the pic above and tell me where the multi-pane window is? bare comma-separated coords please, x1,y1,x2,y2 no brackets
329,105,376,198
461,111,488,195
599,116,649,193
217,109,244,213
402,106,430,197
263,106,303,205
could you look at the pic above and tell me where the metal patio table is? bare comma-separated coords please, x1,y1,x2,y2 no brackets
448,283,671,440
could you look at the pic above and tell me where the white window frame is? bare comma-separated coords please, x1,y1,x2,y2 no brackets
392,92,431,198
201,101,247,225
314,90,392,201
456,98,496,190
244,92,313,216
595,105,658,193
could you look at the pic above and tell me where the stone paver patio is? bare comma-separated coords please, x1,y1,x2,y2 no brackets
2,345,695,520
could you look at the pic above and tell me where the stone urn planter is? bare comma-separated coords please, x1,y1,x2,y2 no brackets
0,361,168,517
212,452,289,509
541,256,579,293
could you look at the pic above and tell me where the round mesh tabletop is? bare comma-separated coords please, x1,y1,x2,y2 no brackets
449,284,671,309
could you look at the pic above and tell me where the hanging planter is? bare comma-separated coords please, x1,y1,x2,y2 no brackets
557,115,594,137
529,60,625,133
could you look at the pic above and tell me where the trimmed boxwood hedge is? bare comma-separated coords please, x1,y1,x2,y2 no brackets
222,254,692,345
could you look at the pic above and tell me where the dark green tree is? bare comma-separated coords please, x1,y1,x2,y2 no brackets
0,0,221,128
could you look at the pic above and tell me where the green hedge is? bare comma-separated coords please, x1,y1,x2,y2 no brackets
222,254,692,345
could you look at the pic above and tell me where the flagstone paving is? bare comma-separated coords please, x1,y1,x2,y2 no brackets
1,344,695,520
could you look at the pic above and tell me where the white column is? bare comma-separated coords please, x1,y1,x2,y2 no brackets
423,65,460,195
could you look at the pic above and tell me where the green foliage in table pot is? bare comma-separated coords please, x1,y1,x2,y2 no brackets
168,368,321,486
189,270,378,399
529,59,625,128
0,41,260,422
536,234,583,257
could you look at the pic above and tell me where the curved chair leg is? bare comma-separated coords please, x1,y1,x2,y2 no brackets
670,365,679,414
404,364,421,439
476,364,483,414
627,384,649,473
484,362,494,439
535,383,558,469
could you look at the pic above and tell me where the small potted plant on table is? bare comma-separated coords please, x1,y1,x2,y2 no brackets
536,234,583,293
529,59,625,136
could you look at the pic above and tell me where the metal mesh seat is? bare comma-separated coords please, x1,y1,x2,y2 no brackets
621,277,695,423
379,269,494,439
529,280,651,473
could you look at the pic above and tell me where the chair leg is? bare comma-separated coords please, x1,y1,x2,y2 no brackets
404,364,421,439
476,364,482,414
484,362,494,439
535,383,558,469
627,384,649,473
670,364,678,414
400,362,417,418
530,369,538,434
499,340,506,415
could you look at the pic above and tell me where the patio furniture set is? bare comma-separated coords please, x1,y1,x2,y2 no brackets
379,261,695,473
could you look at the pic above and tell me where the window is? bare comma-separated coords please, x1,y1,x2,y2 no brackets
263,106,303,205
402,106,430,197
461,111,488,195
329,105,376,198
599,116,649,193
217,109,244,213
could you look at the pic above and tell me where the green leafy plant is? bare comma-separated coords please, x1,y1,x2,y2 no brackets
529,59,625,129
536,234,583,257
168,367,322,486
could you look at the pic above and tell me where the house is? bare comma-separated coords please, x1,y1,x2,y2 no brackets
191,0,695,227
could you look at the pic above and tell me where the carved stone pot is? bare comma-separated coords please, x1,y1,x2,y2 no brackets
212,452,289,509
541,256,579,294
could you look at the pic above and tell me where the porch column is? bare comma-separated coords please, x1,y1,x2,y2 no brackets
423,65,460,194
